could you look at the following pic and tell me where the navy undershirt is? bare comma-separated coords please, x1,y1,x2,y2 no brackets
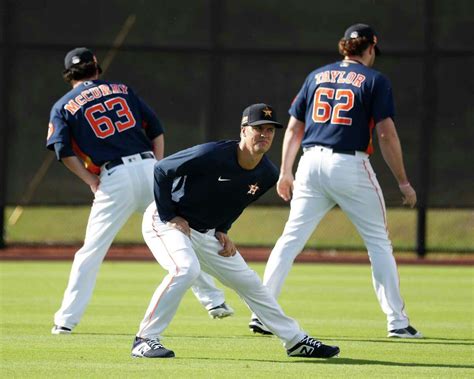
154,140,278,233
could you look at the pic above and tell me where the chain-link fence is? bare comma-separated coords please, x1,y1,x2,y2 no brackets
1,0,473,252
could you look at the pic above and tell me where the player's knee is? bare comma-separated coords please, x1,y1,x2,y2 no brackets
238,270,263,291
366,239,393,256
274,236,305,259
178,262,201,285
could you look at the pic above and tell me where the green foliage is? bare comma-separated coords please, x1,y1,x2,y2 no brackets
4,206,474,251
1,262,473,378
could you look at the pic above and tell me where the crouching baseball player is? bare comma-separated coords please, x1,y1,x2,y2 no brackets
131,103,340,359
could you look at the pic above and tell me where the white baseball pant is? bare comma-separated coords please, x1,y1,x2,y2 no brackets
252,146,410,330
54,154,223,329
137,203,306,349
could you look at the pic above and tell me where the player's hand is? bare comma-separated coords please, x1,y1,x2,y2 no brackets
89,176,100,193
215,232,237,257
167,216,191,237
277,172,294,202
399,183,417,208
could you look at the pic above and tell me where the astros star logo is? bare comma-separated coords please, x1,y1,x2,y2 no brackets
247,183,260,195
262,107,272,118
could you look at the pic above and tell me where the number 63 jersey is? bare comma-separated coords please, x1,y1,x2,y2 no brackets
290,60,395,155
46,79,164,174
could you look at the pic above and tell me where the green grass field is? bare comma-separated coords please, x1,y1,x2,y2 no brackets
5,206,474,251
1,262,472,378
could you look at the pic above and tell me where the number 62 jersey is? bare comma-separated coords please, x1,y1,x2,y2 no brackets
46,79,164,174
289,60,395,155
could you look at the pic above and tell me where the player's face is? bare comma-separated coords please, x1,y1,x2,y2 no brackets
242,124,276,154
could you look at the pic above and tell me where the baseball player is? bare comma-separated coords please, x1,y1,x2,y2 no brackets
131,103,340,359
47,47,233,335
249,24,422,339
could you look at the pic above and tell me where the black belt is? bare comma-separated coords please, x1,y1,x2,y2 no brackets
307,145,356,156
194,227,212,233
104,152,154,170
332,149,356,156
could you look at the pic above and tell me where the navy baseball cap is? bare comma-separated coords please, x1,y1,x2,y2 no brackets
64,47,100,70
343,23,381,56
241,103,284,128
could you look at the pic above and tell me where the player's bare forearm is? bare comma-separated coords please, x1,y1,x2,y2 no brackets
277,117,305,201
376,118,417,207
61,156,100,193
280,117,305,175
152,134,165,160
376,118,409,185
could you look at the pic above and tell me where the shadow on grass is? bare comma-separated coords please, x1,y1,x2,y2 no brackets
60,333,473,369
76,332,474,348
173,334,474,347
316,335,474,346
175,356,474,369
286,357,474,369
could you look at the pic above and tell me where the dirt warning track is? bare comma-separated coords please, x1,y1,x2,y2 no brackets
1,245,472,266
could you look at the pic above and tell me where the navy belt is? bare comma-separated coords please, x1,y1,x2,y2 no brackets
305,145,356,156
195,228,211,233
332,149,356,156
104,152,154,170
190,225,213,233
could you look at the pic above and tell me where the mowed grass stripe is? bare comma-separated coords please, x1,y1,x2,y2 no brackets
1,262,473,378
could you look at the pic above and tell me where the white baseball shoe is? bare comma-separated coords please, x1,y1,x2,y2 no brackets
51,325,72,335
387,325,423,339
208,302,234,319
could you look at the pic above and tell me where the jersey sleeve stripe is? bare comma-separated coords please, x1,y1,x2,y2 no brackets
364,117,376,155
71,138,101,175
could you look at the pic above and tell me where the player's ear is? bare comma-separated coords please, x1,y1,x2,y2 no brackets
369,44,375,56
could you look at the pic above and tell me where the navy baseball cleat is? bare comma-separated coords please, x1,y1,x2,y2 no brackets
51,325,72,335
387,325,423,339
249,318,273,335
131,336,175,358
287,335,340,358
208,302,234,319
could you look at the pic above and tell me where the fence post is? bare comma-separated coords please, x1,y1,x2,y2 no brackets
416,206,426,257
417,0,436,258
0,0,13,249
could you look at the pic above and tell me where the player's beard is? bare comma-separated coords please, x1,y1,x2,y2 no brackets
253,139,272,154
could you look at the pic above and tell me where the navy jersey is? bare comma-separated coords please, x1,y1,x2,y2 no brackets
46,79,164,173
290,60,395,154
154,140,279,233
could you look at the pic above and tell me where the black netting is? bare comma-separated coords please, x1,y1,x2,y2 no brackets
2,0,473,207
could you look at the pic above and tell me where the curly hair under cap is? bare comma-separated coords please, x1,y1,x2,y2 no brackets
338,36,372,57
62,61,102,84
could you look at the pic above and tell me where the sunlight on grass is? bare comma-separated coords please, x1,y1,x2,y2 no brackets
1,262,473,378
